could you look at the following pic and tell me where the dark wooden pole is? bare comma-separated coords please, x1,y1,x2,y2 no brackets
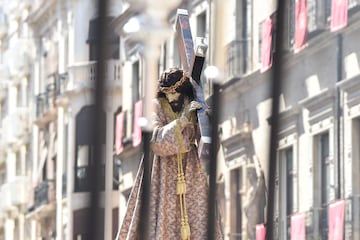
89,0,108,239
207,81,221,240
266,0,285,239
139,130,152,239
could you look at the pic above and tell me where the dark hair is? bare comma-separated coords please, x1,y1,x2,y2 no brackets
157,67,195,100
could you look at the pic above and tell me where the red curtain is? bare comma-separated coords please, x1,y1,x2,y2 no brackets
294,0,308,53
290,213,306,240
331,0,348,32
328,199,345,240
132,100,143,147
115,111,124,154
261,17,273,72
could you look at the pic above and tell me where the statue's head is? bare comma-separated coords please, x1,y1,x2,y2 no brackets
157,67,195,112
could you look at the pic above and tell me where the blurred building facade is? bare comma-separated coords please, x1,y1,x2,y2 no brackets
0,0,123,239
0,0,359,240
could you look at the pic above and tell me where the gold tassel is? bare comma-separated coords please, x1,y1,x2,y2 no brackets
177,153,191,240
184,220,191,238
181,221,191,240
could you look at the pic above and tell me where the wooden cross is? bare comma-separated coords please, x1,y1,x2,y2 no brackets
175,9,211,160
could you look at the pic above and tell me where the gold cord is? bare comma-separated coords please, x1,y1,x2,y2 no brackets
159,98,191,240
177,153,190,240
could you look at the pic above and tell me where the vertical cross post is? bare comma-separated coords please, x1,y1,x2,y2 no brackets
175,9,211,161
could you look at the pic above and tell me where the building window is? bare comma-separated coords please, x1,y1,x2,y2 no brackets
287,0,335,48
307,0,332,35
63,123,69,197
319,132,330,207
314,131,331,237
278,146,296,239
87,17,120,61
285,148,294,215
240,0,252,74
132,60,141,103
288,0,295,48
75,106,106,192
229,167,243,239
227,0,253,77
352,119,360,194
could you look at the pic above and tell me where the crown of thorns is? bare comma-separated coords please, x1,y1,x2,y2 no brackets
159,75,188,93
159,68,189,93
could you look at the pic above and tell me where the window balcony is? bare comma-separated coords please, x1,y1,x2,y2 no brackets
226,39,250,79
33,179,55,210
26,179,56,218
34,82,58,128
67,59,122,93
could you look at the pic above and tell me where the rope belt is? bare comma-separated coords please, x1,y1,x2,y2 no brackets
176,153,190,240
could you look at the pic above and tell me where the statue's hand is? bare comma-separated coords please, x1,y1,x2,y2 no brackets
182,101,202,120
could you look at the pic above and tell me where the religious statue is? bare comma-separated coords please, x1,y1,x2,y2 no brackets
243,156,267,239
116,67,223,240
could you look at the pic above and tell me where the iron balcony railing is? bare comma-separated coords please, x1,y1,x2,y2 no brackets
226,39,250,79
345,195,360,239
35,82,57,118
67,59,121,90
34,179,55,209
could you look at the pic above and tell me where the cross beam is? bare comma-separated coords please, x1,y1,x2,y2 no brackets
175,9,211,160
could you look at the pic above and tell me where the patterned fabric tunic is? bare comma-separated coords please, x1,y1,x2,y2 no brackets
117,97,222,240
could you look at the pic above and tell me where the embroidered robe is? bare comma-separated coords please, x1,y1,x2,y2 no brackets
117,97,222,240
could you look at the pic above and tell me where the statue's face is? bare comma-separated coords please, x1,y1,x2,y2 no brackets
165,90,185,113
165,91,181,102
